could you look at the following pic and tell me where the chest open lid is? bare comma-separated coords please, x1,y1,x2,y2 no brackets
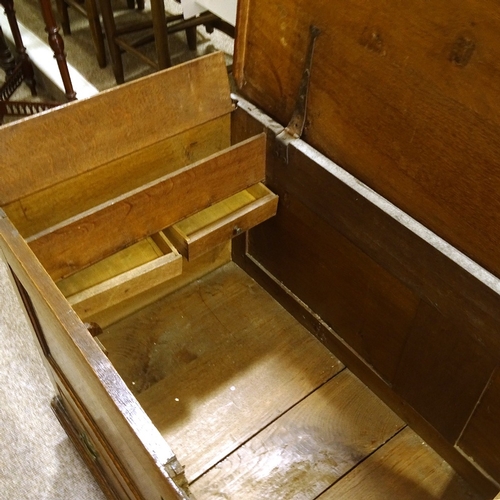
233,0,500,280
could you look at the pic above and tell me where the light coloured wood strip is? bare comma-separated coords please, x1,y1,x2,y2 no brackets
318,427,486,500
67,247,183,320
56,237,164,297
3,115,231,238
88,242,231,328
0,52,233,206
99,262,344,481
191,370,404,499
184,192,278,260
27,134,266,281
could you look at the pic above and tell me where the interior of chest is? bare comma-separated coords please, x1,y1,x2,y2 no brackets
1,55,492,498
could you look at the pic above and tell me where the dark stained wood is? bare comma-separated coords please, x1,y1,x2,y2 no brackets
319,427,487,500
248,181,420,385
235,0,500,280
393,300,497,443
100,262,344,482
458,368,500,482
190,370,404,499
0,52,233,206
27,134,266,281
230,113,500,494
235,236,500,498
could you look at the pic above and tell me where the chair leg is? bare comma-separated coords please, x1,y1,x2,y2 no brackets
54,0,71,35
186,25,197,51
85,0,106,68
38,0,77,100
151,0,171,70
2,0,37,95
99,0,125,83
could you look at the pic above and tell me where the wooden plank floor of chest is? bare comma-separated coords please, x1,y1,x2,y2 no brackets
2,0,500,498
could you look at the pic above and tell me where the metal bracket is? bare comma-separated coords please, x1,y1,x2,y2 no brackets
275,25,321,164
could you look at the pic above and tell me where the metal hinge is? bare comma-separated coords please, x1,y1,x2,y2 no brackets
275,25,321,164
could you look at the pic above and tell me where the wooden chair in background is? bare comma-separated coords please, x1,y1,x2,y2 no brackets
99,0,233,84
0,0,75,122
54,0,145,68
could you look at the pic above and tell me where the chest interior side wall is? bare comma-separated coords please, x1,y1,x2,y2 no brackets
230,106,500,495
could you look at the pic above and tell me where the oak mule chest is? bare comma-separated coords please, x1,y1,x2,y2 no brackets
2,0,500,498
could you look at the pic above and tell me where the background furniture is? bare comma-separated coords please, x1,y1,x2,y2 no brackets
0,0,64,121
55,0,145,69
100,0,233,84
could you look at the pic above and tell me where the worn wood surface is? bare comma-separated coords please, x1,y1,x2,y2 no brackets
235,0,500,279
458,368,500,481
0,213,189,500
4,115,231,238
191,370,404,499
165,183,278,260
0,52,232,206
319,427,487,500
27,134,266,281
100,262,343,482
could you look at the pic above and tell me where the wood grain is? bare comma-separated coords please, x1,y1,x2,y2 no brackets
319,427,486,500
4,115,231,238
27,134,266,281
86,241,232,329
249,185,420,385
236,0,500,278
458,367,500,482
191,370,404,499
0,52,233,206
0,212,190,500
99,262,344,482
393,300,497,443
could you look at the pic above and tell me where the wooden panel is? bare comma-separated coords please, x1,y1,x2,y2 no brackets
4,115,231,238
260,137,500,359
27,134,266,281
0,213,189,500
458,367,500,481
393,300,496,443
190,370,404,499
249,189,419,385
0,52,233,206
164,183,278,260
57,233,182,320
235,0,500,278
319,427,486,500
99,262,344,481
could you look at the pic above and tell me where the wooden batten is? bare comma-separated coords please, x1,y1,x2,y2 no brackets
27,134,267,282
0,52,233,207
